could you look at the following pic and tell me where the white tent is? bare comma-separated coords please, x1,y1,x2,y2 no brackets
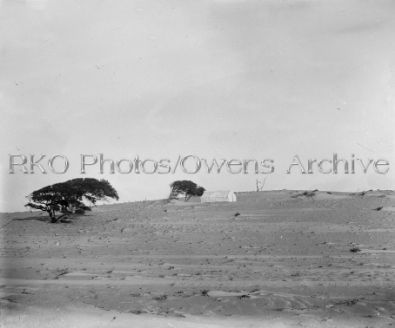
200,190,237,203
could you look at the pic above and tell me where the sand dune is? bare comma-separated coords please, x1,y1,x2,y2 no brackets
1,190,395,327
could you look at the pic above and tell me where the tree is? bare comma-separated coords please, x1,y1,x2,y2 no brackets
169,180,205,201
25,178,119,223
256,177,267,192
195,186,205,197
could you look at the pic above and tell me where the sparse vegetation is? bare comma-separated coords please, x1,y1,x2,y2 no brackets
201,289,209,296
291,190,316,198
153,294,168,301
3,188,394,324
349,247,361,253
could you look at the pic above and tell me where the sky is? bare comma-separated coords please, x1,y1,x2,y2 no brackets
1,0,395,212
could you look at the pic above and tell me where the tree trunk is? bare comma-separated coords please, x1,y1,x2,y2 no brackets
48,209,59,223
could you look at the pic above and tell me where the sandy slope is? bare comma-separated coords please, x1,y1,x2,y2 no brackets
1,190,395,327
1,304,387,328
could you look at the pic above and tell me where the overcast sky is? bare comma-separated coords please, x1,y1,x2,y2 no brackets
1,0,395,212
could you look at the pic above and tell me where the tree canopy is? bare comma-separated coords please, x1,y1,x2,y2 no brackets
169,180,205,201
25,178,119,222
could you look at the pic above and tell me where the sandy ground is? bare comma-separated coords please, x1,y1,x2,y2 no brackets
1,190,395,327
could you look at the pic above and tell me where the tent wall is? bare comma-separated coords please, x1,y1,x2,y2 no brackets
201,191,237,203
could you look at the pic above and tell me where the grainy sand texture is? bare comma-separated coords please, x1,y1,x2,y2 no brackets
1,190,395,327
